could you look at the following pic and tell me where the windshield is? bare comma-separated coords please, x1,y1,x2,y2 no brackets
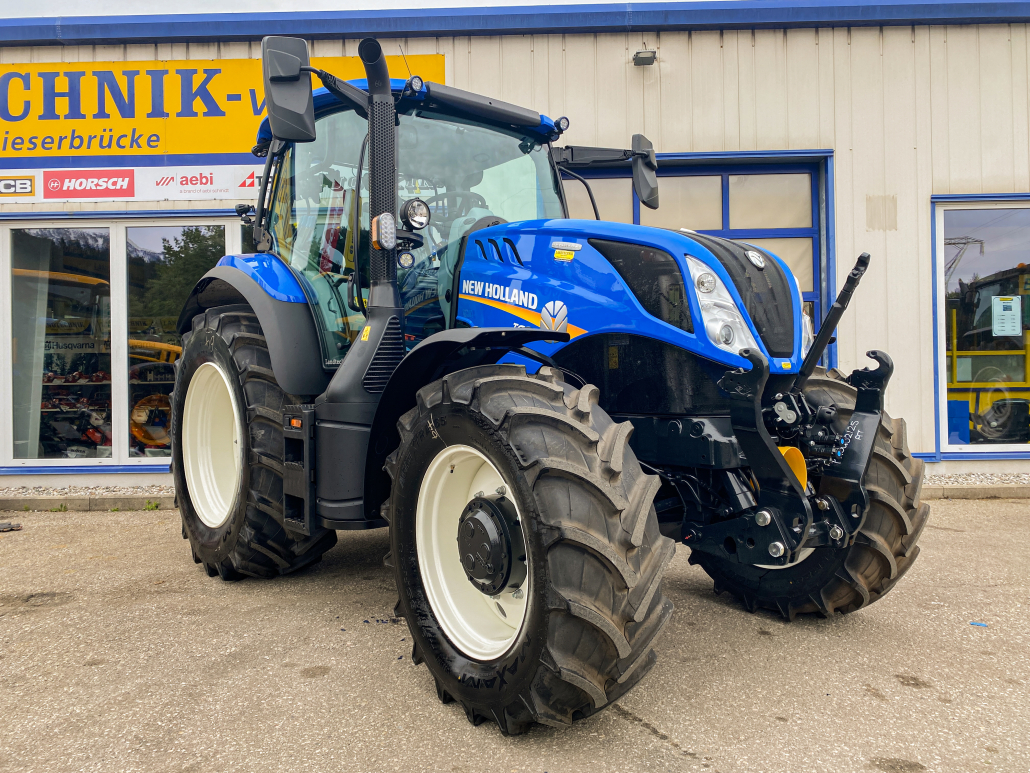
269,103,564,367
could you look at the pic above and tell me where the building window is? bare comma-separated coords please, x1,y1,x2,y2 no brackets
937,203,1030,450
565,176,634,223
126,225,226,458
10,228,112,460
1,218,236,469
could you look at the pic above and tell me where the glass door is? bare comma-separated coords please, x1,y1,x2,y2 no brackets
0,217,238,469
9,227,113,461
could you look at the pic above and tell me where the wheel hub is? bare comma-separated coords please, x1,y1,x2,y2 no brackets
457,493,526,596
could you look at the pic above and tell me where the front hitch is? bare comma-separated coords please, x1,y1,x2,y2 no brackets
686,348,817,566
819,350,895,524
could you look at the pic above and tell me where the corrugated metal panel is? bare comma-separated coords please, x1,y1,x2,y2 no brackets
7,25,1030,451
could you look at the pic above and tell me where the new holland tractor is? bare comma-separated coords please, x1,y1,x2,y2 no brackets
171,37,929,734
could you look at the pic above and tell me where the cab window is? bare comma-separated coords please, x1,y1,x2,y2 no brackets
270,103,565,365
269,109,369,366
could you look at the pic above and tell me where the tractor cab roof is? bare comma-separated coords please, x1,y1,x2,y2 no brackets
256,78,559,150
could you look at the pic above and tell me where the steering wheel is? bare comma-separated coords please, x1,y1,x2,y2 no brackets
421,190,488,219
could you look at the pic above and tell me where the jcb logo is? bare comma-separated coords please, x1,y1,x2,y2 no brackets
0,176,34,197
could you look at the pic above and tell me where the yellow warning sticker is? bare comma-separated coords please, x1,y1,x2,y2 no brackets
554,249,575,262
361,325,371,341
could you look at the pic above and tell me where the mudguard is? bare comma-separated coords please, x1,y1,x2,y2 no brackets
177,262,331,398
360,327,571,522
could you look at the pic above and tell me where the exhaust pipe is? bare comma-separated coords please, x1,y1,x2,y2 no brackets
323,38,404,408
357,38,399,309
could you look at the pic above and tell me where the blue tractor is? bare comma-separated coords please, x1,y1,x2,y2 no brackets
172,37,929,734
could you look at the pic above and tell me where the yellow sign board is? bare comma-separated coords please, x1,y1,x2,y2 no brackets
0,55,445,160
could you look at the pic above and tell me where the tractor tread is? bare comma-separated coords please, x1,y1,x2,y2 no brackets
174,304,337,583
389,363,672,734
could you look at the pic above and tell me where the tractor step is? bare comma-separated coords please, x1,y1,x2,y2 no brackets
282,404,317,536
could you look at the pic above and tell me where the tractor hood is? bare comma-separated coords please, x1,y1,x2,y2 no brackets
456,219,805,374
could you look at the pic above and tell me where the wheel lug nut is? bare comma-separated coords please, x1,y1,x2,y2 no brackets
495,485,506,496
511,587,524,600
768,541,785,558
755,509,772,527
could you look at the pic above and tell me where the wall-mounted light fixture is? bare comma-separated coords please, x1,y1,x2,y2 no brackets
633,49,657,66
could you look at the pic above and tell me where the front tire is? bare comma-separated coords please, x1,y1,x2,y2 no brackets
387,364,675,734
691,366,929,619
172,305,337,580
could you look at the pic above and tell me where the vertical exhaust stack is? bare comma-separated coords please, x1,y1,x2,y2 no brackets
358,38,401,311
323,38,405,408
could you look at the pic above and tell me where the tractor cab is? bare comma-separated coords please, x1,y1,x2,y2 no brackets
259,82,566,364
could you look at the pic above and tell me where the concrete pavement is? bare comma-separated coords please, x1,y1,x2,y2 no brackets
0,498,1027,773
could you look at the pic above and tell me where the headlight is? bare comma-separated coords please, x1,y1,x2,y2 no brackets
685,255,761,356
400,198,431,230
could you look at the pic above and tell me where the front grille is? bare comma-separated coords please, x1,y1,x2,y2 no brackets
589,239,694,333
363,316,405,393
686,233,795,358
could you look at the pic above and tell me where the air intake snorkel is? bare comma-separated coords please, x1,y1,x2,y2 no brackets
323,38,406,407
358,38,401,312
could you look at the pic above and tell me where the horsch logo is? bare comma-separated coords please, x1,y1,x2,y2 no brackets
43,169,134,199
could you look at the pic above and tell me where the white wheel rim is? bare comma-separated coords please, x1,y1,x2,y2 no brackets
416,444,530,661
756,547,815,570
182,361,243,529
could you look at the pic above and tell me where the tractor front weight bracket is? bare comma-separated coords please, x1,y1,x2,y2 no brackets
818,349,895,525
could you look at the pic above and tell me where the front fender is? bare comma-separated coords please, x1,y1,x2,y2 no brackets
177,265,331,397
362,328,570,521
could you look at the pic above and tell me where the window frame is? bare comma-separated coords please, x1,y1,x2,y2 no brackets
0,213,239,472
931,196,1030,460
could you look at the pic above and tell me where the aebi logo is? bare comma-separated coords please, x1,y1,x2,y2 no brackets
239,171,257,188
155,176,176,187
43,169,134,199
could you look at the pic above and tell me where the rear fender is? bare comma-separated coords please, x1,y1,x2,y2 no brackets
362,328,570,521
177,262,331,398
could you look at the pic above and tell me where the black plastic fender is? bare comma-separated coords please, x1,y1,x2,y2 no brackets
177,266,331,397
361,327,570,522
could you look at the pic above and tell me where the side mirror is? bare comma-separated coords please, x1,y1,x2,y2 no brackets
631,133,659,210
261,36,316,143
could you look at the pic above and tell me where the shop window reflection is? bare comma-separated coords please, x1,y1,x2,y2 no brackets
944,208,1030,445
126,225,225,457
11,228,112,459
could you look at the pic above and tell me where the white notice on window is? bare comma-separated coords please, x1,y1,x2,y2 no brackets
992,296,1022,337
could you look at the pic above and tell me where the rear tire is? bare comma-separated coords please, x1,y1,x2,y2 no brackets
690,366,929,619
386,364,675,734
172,305,337,580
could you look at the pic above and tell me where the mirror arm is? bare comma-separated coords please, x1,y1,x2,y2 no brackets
303,67,370,118
252,139,284,253
559,168,600,220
